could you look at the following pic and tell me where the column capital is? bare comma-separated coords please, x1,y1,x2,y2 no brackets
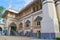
56,0,60,5
42,0,54,2
55,0,60,3
42,0,54,5
57,0,60,1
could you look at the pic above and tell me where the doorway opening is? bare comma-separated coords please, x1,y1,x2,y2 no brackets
0,27,2,35
10,22,17,36
37,31,41,38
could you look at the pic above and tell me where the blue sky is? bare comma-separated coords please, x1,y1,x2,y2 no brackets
0,0,32,10
0,0,32,23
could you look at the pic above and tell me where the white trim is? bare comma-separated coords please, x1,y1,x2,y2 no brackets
7,8,19,13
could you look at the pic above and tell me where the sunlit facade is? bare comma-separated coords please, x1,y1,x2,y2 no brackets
0,0,60,39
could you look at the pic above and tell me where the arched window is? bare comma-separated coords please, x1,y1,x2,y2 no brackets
33,7,36,12
19,22,23,28
36,6,39,11
25,20,31,27
34,16,42,26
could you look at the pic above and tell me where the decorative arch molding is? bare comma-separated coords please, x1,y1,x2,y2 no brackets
34,16,42,21
9,22,17,35
34,16,42,26
25,20,31,27
19,22,23,28
9,22,17,27
9,22,17,31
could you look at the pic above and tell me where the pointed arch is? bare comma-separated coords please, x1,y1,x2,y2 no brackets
9,22,17,35
25,20,31,27
19,22,23,28
9,22,16,27
34,16,42,26
9,22,17,31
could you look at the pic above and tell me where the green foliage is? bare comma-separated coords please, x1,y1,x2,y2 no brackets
0,14,3,18
56,38,60,40
0,6,5,13
56,37,60,40
0,6,5,19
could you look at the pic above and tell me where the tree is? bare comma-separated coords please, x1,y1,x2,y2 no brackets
0,6,5,19
0,6,5,13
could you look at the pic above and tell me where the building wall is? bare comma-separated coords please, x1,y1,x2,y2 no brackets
0,24,5,30
7,12,18,18
55,0,60,33
18,9,42,35
18,0,42,19
2,0,60,39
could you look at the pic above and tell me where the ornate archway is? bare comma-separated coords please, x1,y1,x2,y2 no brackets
25,20,31,27
10,22,17,31
9,22,17,35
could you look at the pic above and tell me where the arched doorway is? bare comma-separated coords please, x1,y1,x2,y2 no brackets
9,22,17,36
0,27,2,35
34,16,42,38
25,31,30,37
10,23,16,31
11,26,16,31
37,31,41,38
0,27,2,31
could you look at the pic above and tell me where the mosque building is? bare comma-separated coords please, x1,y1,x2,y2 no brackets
0,0,60,39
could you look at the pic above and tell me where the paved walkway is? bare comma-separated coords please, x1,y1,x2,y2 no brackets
0,36,55,40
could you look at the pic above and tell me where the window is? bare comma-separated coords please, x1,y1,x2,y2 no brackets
34,16,42,26
36,6,39,11
37,21,41,25
33,7,35,12
19,23,23,28
33,6,40,12
25,20,31,27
